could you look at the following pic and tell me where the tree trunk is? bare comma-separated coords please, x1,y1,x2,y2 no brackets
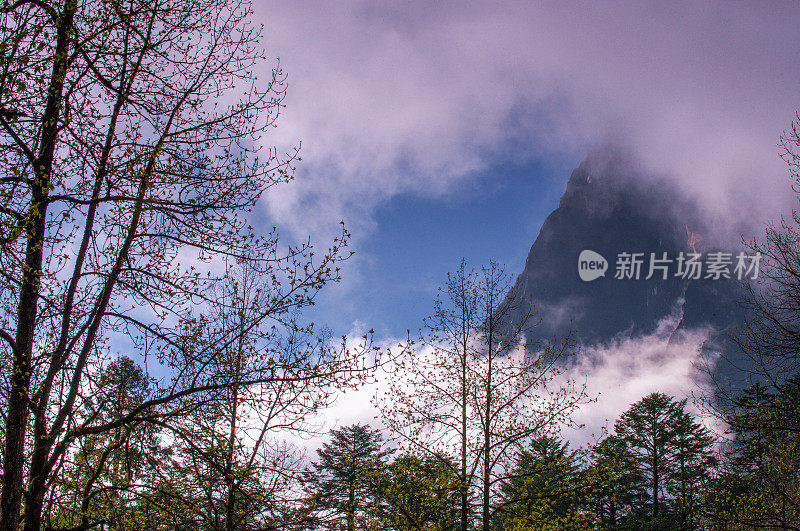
224,389,239,531
652,449,659,518
482,388,490,530
225,338,242,531
347,483,355,531
482,314,494,531
610,497,617,525
461,343,468,531
0,2,77,528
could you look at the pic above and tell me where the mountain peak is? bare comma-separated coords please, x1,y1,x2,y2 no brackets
513,151,744,348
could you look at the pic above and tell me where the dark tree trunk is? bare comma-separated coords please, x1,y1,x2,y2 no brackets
0,1,77,528
652,441,659,518
461,343,469,531
482,311,494,531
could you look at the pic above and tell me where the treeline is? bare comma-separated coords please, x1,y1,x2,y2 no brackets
296,393,720,530
278,382,796,529
41,378,800,529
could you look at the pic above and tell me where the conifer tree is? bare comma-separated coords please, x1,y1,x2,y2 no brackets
614,392,715,528
304,424,393,531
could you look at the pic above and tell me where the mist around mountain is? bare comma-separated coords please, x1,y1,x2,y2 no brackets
511,150,750,391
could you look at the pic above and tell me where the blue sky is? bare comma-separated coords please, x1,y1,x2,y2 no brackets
254,0,800,341
308,154,581,336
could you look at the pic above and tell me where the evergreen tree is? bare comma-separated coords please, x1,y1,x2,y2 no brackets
47,356,161,529
304,424,393,530
708,378,800,528
668,410,717,529
613,393,715,529
614,393,683,521
494,436,591,530
374,452,460,530
586,435,646,528
703,115,800,528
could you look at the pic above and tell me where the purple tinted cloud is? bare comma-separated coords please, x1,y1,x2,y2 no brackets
256,1,800,241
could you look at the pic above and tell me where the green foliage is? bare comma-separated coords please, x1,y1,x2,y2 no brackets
379,260,586,529
48,356,162,529
304,424,394,531
584,393,716,529
706,378,800,528
669,407,717,528
374,452,460,530
701,116,800,529
0,0,365,525
586,435,646,528
494,436,592,530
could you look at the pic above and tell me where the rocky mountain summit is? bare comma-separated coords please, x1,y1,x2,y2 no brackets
513,151,747,359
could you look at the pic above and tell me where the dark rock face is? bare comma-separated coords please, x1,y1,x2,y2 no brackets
513,151,746,349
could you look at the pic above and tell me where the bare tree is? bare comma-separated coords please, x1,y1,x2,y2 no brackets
379,260,586,530
0,0,368,527
162,263,352,530
45,260,363,529
703,113,800,528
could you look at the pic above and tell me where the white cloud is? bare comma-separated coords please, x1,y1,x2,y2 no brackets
294,306,723,458
277,325,405,455
560,305,724,445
